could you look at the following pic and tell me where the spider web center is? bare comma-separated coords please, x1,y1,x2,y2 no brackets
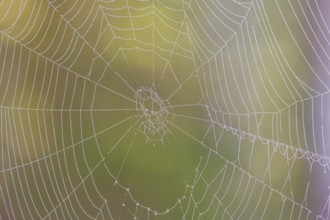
135,86,170,143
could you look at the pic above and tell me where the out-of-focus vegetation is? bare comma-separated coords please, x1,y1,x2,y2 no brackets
0,0,328,219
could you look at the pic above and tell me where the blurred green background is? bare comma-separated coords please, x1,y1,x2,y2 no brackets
0,0,329,219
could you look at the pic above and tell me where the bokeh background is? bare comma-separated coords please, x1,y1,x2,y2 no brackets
0,0,330,219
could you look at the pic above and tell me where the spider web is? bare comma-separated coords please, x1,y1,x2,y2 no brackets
0,0,330,219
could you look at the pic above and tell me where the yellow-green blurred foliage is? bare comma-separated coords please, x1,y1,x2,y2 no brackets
0,0,322,219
